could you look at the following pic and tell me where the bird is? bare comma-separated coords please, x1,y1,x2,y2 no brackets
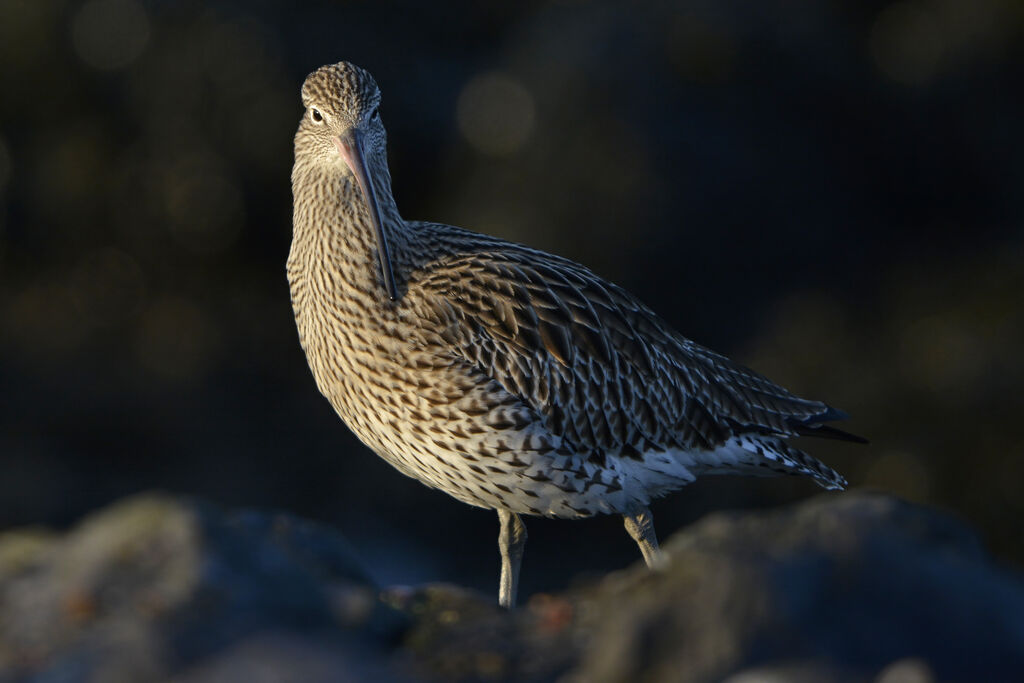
287,61,865,609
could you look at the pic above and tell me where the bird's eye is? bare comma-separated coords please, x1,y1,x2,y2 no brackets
370,108,380,122
310,108,324,123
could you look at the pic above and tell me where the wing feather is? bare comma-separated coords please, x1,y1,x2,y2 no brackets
405,224,851,455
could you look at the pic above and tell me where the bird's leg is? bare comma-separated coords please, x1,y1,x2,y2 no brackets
624,507,666,568
497,509,527,609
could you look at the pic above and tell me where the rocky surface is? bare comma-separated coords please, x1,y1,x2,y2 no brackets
1,492,1022,682
0,495,408,682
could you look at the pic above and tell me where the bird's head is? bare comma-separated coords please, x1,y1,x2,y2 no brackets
296,62,398,300
297,61,386,170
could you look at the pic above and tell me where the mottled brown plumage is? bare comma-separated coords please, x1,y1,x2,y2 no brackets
287,62,862,608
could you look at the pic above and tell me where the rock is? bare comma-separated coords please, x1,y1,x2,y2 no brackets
567,492,1024,682
401,493,1024,682
2,492,1022,682
0,493,408,682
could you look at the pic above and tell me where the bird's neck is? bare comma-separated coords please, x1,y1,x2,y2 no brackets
289,162,409,302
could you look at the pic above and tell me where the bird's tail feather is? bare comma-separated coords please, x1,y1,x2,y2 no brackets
695,434,847,490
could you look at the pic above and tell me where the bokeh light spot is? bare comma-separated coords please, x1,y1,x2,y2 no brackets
0,134,12,191
870,2,945,85
0,0,56,68
457,73,536,157
5,283,86,358
863,451,932,502
71,0,150,71
162,156,244,255
666,14,736,83
69,247,146,327
899,312,987,396
30,128,108,226
135,298,217,382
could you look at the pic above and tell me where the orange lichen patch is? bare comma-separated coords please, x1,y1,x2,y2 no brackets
135,591,170,618
437,609,460,625
474,651,507,678
64,589,98,623
529,593,574,634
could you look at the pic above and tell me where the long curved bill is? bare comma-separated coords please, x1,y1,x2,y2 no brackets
334,129,399,301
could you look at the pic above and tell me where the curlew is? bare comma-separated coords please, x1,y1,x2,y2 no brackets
287,62,864,608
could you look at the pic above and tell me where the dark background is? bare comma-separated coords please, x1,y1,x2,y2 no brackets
1,0,1022,598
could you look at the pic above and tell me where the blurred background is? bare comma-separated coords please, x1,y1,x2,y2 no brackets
0,0,1022,599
